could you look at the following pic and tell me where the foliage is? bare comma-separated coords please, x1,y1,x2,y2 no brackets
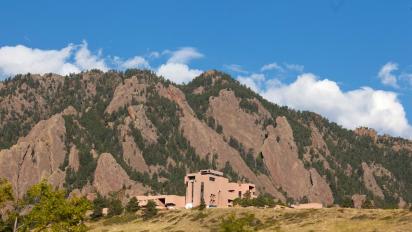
143,200,158,220
108,198,124,217
199,196,206,210
239,99,258,114
233,193,277,208
21,180,91,232
90,194,109,220
125,197,140,213
219,213,262,232
0,178,13,206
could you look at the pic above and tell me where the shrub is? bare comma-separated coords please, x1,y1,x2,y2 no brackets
108,199,124,217
126,197,140,213
219,213,261,232
199,196,206,210
143,200,158,220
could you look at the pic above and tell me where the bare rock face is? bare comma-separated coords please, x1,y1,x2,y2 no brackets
208,90,267,154
352,194,366,208
105,76,147,114
118,122,149,172
0,112,69,197
93,153,147,196
361,162,384,199
68,146,80,172
156,84,282,198
261,116,333,206
127,105,157,143
355,127,378,142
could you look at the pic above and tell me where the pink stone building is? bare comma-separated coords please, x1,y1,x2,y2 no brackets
184,169,256,208
136,195,185,209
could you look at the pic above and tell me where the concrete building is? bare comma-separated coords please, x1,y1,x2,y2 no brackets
184,169,256,208
136,195,185,209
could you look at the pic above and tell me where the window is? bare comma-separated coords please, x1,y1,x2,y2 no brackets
201,182,204,200
209,177,215,181
188,176,195,180
238,191,242,198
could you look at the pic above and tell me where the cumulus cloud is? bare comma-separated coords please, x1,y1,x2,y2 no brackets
157,63,202,84
378,62,399,88
74,41,108,71
156,47,204,84
0,44,80,76
238,73,412,138
0,41,111,78
237,73,265,92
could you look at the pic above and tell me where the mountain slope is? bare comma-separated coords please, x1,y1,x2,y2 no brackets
1,69,411,208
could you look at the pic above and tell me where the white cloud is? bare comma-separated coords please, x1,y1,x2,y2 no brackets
167,47,203,64
157,63,202,84
224,64,248,73
237,73,265,92
114,56,149,69
74,41,108,71
0,41,111,78
155,47,204,84
237,73,412,138
378,62,399,88
0,44,80,76
261,62,284,72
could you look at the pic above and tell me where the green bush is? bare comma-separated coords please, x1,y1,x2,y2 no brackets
126,197,140,213
219,213,262,232
143,200,158,220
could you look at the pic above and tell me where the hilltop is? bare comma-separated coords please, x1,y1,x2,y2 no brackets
1,69,412,208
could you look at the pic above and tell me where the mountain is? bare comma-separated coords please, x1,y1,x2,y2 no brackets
1,69,412,208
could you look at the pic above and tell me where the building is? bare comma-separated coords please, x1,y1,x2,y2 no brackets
184,169,256,208
136,195,185,209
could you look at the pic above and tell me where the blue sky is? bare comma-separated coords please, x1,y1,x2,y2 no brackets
1,0,412,138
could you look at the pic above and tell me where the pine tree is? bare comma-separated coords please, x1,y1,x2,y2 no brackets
199,196,206,210
143,200,158,220
126,197,140,213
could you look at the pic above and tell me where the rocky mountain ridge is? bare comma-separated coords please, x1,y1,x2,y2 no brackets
1,69,411,208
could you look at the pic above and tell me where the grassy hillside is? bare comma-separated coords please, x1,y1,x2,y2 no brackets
87,207,412,232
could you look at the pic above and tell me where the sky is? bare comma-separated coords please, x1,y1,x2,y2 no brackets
1,0,412,138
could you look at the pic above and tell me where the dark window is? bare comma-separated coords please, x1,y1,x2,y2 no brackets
189,176,195,180
238,191,242,198
201,182,204,200
209,177,215,181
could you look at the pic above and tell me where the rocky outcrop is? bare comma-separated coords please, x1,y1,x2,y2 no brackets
352,194,367,209
0,109,73,197
261,116,333,206
105,76,147,114
68,146,80,172
127,105,157,143
118,122,149,172
157,84,283,198
355,127,378,142
93,153,147,196
361,162,384,199
208,90,268,154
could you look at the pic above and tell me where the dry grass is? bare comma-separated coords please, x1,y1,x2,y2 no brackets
87,207,412,232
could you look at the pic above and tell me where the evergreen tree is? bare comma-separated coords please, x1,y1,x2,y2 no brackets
143,200,158,220
108,198,123,217
199,196,206,210
126,197,140,213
